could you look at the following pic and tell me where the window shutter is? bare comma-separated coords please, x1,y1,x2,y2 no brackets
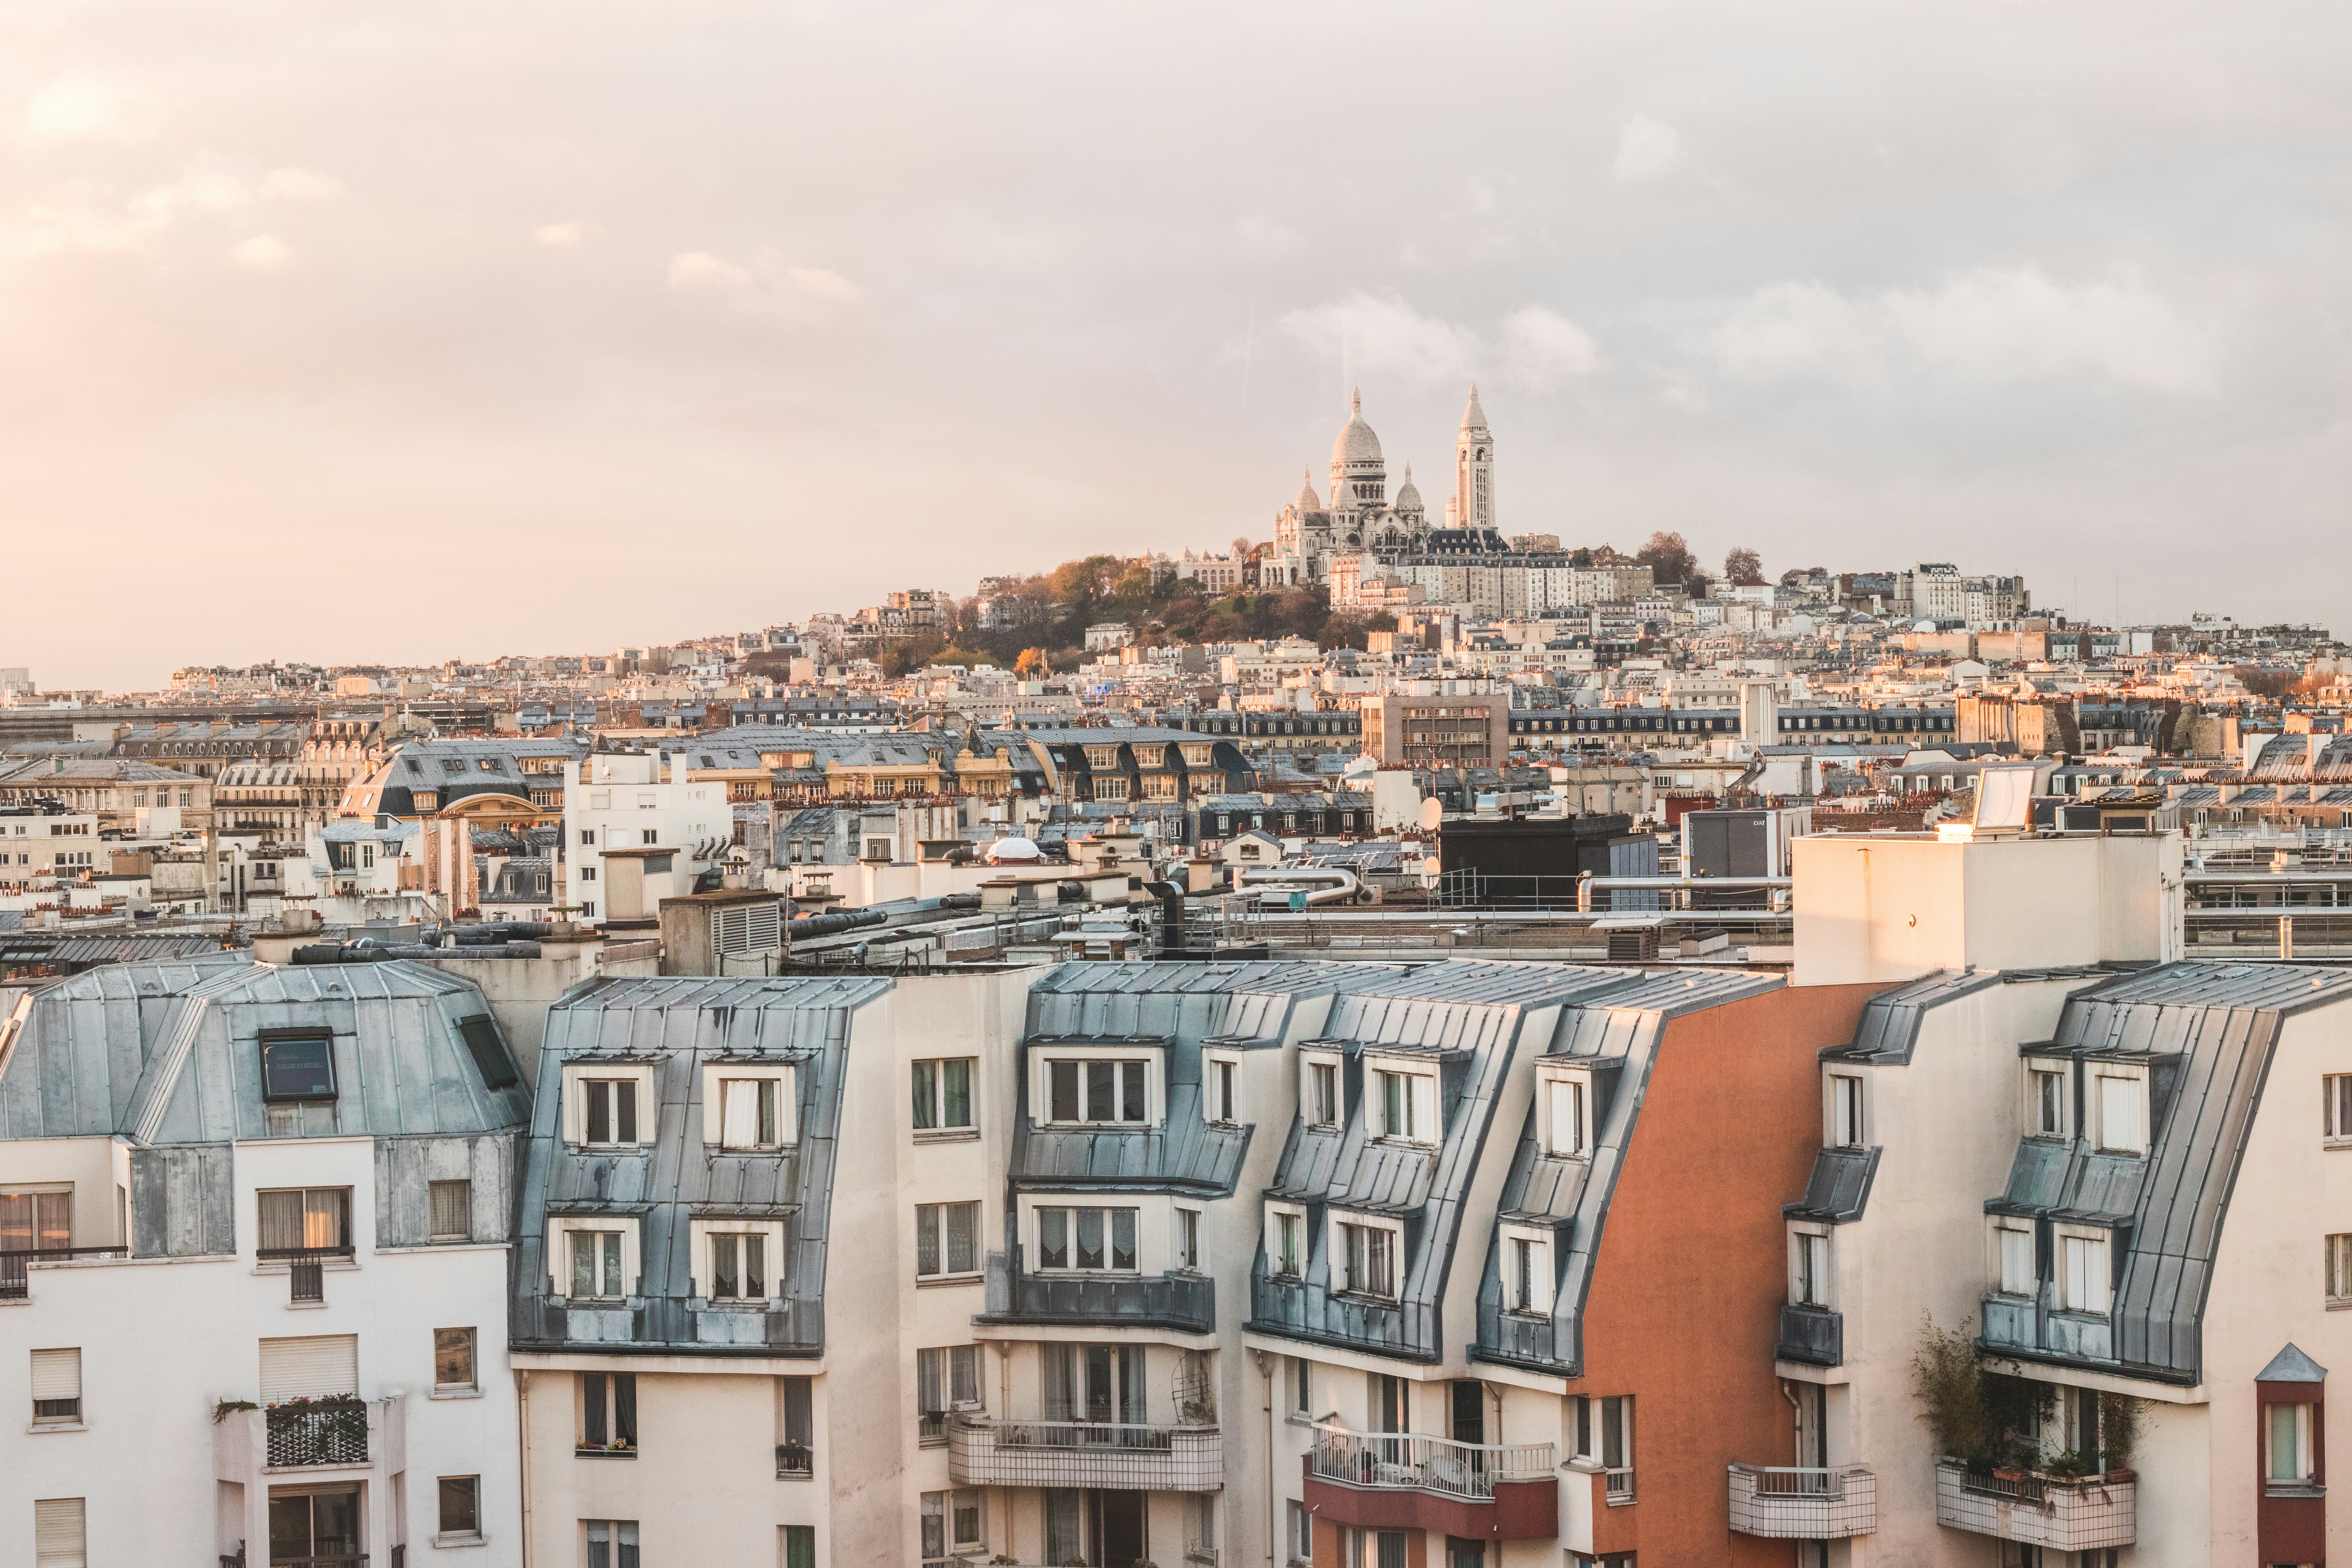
33,1498,85,1567
259,1334,358,1403
31,1348,80,1403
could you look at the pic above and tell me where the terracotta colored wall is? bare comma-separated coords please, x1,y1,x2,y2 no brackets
1577,981,1884,1565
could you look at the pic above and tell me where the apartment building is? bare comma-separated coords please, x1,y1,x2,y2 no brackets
0,957,531,1566
560,754,732,925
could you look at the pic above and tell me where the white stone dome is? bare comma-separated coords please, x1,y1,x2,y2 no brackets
1394,465,1422,510
1294,470,1322,513
1331,390,1383,468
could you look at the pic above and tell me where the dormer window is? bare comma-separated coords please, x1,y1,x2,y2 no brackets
564,1063,655,1149
1539,1068,1591,1158
1502,1224,1555,1315
1033,1047,1158,1127
1828,1074,1865,1148
2093,1071,2148,1156
701,1064,796,1151
2028,1065,2069,1139
1303,1055,1341,1127
1371,1065,1439,1147
2058,1226,2111,1315
259,1028,336,1103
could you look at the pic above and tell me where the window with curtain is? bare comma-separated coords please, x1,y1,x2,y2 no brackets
577,1372,638,1454
1043,1342,1142,1426
782,1525,816,1568
711,1231,768,1300
584,1520,639,1568
428,1180,471,1243
1339,1221,1397,1299
912,1058,975,1131
718,1077,784,1150
570,1229,625,1300
1044,1490,1085,1566
915,1202,981,1279
1036,1206,1138,1272
917,1345,981,1442
0,1189,72,1255
257,1188,350,1255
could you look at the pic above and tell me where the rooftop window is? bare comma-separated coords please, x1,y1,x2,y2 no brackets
258,1028,337,1102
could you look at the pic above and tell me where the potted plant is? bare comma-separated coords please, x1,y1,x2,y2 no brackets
2100,1391,2141,1482
2043,1447,2092,1481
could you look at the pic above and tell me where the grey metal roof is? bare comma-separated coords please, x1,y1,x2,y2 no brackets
1982,961,2352,1382
511,973,896,1357
2258,1342,2328,1382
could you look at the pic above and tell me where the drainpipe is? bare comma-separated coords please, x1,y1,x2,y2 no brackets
1251,1348,1276,1568
516,1370,533,1568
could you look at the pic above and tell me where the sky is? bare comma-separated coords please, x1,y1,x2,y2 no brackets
4,0,2348,692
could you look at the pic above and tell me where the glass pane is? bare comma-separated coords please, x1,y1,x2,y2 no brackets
2271,1403,2299,1479
916,1205,940,1276
430,1180,471,1240
1076,1208,1105,1270
946,1203,976,1274
746,1234,765,1298
951,1345,979,1404
615,1081,637,1143
1051,1061,1080,1122
438,1477,479,1535
261,1034,335,1099
304,1188,345,1249
258,1190,306,1252
1112,1209,1137,1270
434,1327,475,1387
573,1232,595,1298
268,1494,312,1559
784,1525,816,1568
1087,1061,1114,1121
587,1081,610,1144
943,1060,971,1127
715,1234,739,1298
602,1232,623,1298
1122,1061,1146,1121
312,1487,360,1553
913,1061,937,1131
1038,1208,1067,1269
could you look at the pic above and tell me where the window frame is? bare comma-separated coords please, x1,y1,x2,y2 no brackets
2025,1060,2071,1141
1332,1212,1403,1301
1175,1204,1202,1272
548,1216,639,1302
1500,1223,1555,1316
1538,1066,1593,1158
29,1346,82,1427
1301,1051,1343,1129
2056,1225,2112,1316
1204,1051,1242,1125
689,1218,788,1303
1033,1203,1141,1275
1029,1044,1162,1129
1365,1057,1440,1147
2328,1232,2352,1308
255,1186,353,1258
435,1475,483,1543
912,1056,978,1136
2267,1399,2317,1485
2092,1068,2149,1156
257,1026,338,1104
2327,1073,2352,1147
562,1063,656,1149
427,1179,473,1244
700,1062,799,1152
1789,1225,1833,1308
915,1200,984,1282
1265,1201,1307,1279
433,1327,478,1391
1827,1072,1866,1149
1993,1219,2037,1299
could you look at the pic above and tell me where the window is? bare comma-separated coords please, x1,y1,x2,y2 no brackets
1576,1394,1635,1499
918,1345,983,1444
916,1201,982,1279
1289,1501,1314,1562
269,1488,359,1565
434,1327,477,1390
2269,1401,2316,1485
33,1497,85,1568
579,866,597,882
2330,1234,2352,1306
1506,1232,1553,1314
1542,1072,1589,1157
578,1374,638,1455
585,1520,640,1568
580,829,597,846
2328,1074,2352,1142
1270,1209,1304,1277
457,1015,520,1091
1339,1528,1409,1568
0,1188,72,1258
1338,1220,1398,1299
920,1489,987,1563
30,1348,81,1425
571,1230,626,1300
716,1076,788,1150
1045,1057,1149,1125
1292,1356,1312,1417
2095,1074,2145,1155
1791,1230,1830,1307
641,829,659,845
1374,1067,1438,1145
258,1028,336,1102
428,1180,472,1243
2031,1068,2068,1138
1305,1058,1341,1126
581,1077,640,1146
257,1187,350,1256
1997,1222,2036,1298
437,1476,481,1541
1036,1206,1138,1272
1830,1074,1865,1148
2060,1232,2111,1315
913,1058,975,1132
1207,1056,1240,1123
1177,1207,1200,1271
710,1231,768,1300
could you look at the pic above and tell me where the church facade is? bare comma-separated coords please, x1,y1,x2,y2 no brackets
1264,386,1503,585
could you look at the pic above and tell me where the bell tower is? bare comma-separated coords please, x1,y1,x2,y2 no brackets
1453,385,1494,533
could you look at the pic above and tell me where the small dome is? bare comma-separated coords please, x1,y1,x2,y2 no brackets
984,836,1042,862
1294,469,1322,513
1394,464,1423,510
1331,388,1383,468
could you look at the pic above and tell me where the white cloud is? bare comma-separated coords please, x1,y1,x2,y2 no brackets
10,163,339,257
1612,115,1683,183
261,167,342,202
1711,267,2214,395
1277,291,1482,386
666,251,863,315
783,265,862,301
1497,305,1602,388
534,221,594,247
24,75,127,142
230,234,295,273
667,251,753,289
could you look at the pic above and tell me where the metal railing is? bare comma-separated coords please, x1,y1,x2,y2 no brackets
1962,1465,2048,1503
1308,1422,1555,1502
1728,1463,1878,1538
775,1441,814,1477
951,1416,1224,1491
1605,1465,1635,1502
269,1557,367,1568
0,1243,130,1298
264,1396,370,1467
258,1244,356,1305
981,1249,1216,1333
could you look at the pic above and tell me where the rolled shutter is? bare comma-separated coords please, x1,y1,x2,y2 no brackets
33,1498,85,1567
259,1334,358,1403
31,1348,80,1402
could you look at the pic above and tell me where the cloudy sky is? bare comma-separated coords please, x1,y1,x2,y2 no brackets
5,1,2347,690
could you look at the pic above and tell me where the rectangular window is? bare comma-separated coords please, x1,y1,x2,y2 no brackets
1035,1206,1138,1272
257,1187,351,1255
711,1232,769,1300
583,1078,639,1146
437,1477,481,1540
917,1345,982,1443
719,1078,785,1149
1339,1221,1397,1299
1308,1060,1340,1126
1045,1058,1149,1125
916,1201,982,1279
1831,1075,1865,1148
2269,1401,2315,1483
30,1347,81,1425
1792,1231,1829,1307
570,1230,626,1300
434,1327,476,1390
0,1189,71,1256
2328,1074,2352,1141
2096,1076,2145,1154
33,1498,85,1568
1292,1356,1312,1416
1508,1234,1553,1314
1998,1224,2036,1297
258,1028,336,1102
1272,1211,1303,1277
919,1489,988,1562
1208,1058,1240,1123
782,1524,816,1568
1544,1074,1588,1157
585,1519,640,1568
1599,1394,1635,1499
577,1375,638,1455
913,1058,975,1131
428,1179,472,1242
1374,1069,1438,1144
2060,1234,2111,1314
2330,1234,2352,1305
2031,1069,2067,1138
1177,1207,1200,1271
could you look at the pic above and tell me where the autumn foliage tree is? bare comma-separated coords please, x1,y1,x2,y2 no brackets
1634,530,1696,588
1724,546,1766,586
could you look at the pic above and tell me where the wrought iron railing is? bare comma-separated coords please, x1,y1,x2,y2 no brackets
265,1396,370,1467
1963,1465,2048,1504
0,1244,129,1298
1308,1422,1554,1502
258,1244,355,1304
951,1416,1224,1491
776,1441,814,1477
980,1249,1215,1333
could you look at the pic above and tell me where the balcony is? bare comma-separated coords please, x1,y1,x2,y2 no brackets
977,1249,1215,1334
1249,1268,1432,1359
0,1244,130,1299
215,1395,400,1487
1728,1464,1878,1538
267,1397,370,1467
1303,1423,1558,1542
949,1416,1222,1491
1775,1303,1843,1367
258,1245,356,1305
1935,1458,2137,1551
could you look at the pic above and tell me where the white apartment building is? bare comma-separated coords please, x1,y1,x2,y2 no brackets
561,754,730,926
0,807,100,892
0,957,531,1567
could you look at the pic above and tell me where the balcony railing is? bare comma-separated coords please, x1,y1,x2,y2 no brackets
1728,1463,1878,1538
265,1397,370,1468
949,1416,1223,1492
0,1244,130,1298
1775,1303,1843,1367
1308,1422,1555,1502
258,1245,356,1304
1935,1457,2136,1551
979,1249,1215,1334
